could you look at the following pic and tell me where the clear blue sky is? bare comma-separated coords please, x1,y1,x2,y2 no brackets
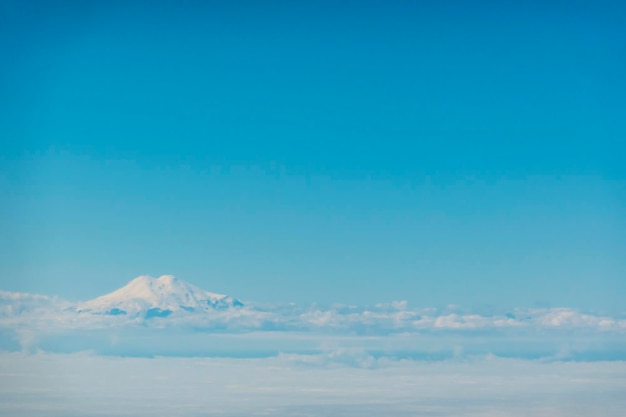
1,0,624,310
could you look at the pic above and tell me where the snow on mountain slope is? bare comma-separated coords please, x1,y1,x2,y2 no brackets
77,275,243,317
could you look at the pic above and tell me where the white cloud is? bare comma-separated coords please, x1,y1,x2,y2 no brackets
0,291,64,317
0,352,625,417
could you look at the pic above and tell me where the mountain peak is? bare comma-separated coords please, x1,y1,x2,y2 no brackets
77,275,243,317
157,275,177,284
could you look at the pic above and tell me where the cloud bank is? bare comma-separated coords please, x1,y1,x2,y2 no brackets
2,288,625,333
1,352,625,417
5,276,623,336
1,288,625,360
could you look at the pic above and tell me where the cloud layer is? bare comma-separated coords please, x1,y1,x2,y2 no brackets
1,352,625,417
2,289,625,333
1,289,625,360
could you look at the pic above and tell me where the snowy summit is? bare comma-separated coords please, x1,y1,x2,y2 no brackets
77,275,243,318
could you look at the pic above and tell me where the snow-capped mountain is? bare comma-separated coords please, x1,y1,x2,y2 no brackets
77,275,243,317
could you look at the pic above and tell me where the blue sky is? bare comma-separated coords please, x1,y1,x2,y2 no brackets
1,0,625,310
